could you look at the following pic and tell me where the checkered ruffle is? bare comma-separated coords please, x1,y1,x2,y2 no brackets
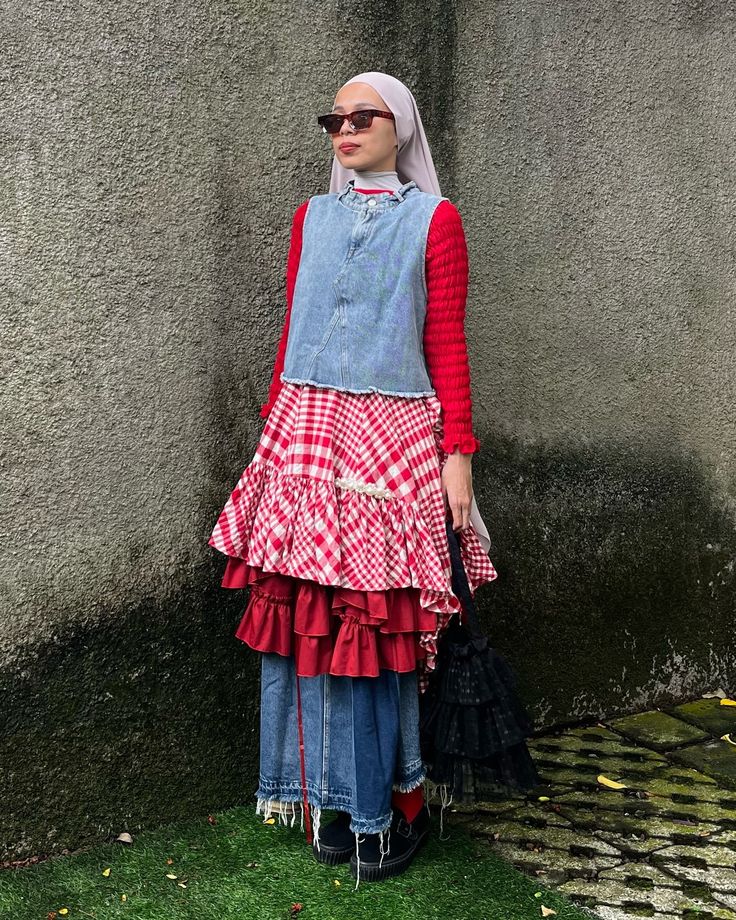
208,381,497,688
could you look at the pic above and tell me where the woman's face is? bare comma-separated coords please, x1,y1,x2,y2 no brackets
330,82,398,173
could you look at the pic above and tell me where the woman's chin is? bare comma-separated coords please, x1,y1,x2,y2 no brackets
336,152,367,169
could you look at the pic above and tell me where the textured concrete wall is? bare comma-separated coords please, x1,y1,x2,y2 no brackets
1,0,734,859
452,0,736,726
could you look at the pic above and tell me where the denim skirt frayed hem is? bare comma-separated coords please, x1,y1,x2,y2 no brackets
256,652,426,836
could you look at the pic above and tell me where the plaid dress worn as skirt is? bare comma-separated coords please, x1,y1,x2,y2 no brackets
209,381,497,692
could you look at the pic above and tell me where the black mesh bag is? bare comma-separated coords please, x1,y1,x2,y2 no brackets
419,519,542,802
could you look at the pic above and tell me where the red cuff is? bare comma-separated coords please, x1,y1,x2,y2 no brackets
441,434,481,455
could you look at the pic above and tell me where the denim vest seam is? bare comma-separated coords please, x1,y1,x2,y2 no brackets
304,307,340,381
335,178,418,213
420,197,448,301
340,301,349,387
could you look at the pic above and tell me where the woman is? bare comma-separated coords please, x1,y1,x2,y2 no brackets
208,72,499,884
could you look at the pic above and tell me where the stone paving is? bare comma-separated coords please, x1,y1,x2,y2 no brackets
447,695,736,920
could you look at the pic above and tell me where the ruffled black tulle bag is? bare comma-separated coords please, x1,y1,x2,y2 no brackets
419,519,542,802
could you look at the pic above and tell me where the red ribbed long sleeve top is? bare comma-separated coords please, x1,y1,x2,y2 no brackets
259,189,481,455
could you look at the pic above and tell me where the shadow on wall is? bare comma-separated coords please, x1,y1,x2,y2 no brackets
0,570,260,863
473,436,736,729
2,438,734,863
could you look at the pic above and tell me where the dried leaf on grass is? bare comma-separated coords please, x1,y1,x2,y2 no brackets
597,774,627,789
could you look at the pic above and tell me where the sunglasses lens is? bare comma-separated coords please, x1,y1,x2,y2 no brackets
319,115,342,134
351,111,373,129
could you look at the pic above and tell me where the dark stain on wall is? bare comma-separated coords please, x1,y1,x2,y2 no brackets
0,572,260,862
472,436,736,728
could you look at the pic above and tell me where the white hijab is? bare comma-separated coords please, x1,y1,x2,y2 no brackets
328,72,442,196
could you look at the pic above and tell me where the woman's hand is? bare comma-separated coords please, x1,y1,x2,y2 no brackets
441,449,473,531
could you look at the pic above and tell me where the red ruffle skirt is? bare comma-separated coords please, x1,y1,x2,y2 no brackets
222,557,437,677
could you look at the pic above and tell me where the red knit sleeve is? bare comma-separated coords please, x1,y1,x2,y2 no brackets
259,200,309,418
423,200,481,454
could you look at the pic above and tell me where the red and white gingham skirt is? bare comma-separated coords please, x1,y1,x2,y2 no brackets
208,382,497,689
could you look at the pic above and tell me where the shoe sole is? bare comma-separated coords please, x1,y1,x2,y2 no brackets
312,842,354,865
349,829,430,882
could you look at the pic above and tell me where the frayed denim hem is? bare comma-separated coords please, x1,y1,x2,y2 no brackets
257,778,353,810
392,762,426,793
280,374,437,399
255,789,393,837
255,797,306,830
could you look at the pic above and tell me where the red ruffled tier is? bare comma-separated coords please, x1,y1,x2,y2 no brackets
222,556,437,678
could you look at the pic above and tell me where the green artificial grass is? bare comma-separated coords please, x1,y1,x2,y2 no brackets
0,805,594,920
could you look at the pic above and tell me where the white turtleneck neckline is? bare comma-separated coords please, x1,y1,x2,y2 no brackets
352,169,402,192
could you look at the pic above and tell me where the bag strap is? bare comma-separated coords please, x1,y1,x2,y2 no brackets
445,518,484,638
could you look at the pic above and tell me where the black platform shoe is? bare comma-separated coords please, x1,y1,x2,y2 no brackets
312,810,355,865
350,804,431,882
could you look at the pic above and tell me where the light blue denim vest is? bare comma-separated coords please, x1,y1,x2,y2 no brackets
281,178,446,397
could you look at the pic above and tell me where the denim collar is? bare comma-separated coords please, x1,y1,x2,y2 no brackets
336,178,418,211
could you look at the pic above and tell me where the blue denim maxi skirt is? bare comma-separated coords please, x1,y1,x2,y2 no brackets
256,652,426,841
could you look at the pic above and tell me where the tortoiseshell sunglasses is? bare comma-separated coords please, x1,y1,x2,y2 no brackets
317,109,395,135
